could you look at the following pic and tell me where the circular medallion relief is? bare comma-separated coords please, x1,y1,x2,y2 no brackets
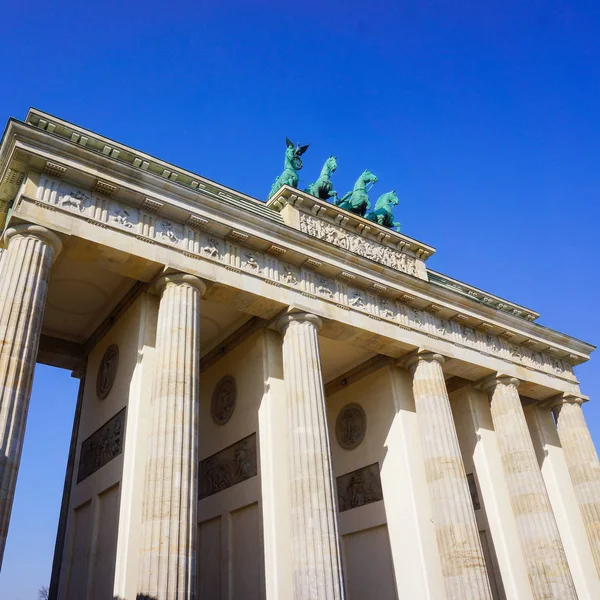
211,375,237,425
335,403,367,450
96,344,119,400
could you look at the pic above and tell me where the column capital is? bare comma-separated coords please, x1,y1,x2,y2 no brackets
477,373,520,393
402,349,445,373
276,311,323,334
3,223,62,262
544,393,587,412
155,272,206,296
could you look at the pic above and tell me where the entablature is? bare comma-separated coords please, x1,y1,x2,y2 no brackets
0,113,594,382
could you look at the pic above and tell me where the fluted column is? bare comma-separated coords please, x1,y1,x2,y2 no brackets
137,273,205,600
551,394,600,573
406,352,493,600
277,312,345,600
483,376,576,599
0,224,61,569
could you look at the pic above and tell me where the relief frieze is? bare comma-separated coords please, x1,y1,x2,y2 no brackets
32,177,577,384
199,433,257,500
299,213,419,278
77,408,126,483
337,463,383,512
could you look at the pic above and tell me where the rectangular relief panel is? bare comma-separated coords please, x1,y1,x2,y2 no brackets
343,525,398,600
337,463,383,513
198,516,222,599
77,408,126,483
65,500,93,600
199,433,257,500
231,503,262,600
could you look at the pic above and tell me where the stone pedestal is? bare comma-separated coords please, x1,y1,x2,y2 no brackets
407,352,492,600
551,395,600,574
0,224,61,569
483,376,576,599
277,312,345,600
137,273,205,600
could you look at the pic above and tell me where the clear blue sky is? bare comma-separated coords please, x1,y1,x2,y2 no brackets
2,1,600,597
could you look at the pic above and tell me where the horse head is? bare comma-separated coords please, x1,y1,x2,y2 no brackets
377,190,398,209
326,155,338,173
360,169,378,187
285,137,309,171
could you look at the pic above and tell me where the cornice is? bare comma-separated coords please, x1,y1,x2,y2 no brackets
428,271,539,322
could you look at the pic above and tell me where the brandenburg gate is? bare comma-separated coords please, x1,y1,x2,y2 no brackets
0,109,598,600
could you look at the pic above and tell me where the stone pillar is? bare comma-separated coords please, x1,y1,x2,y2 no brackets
483,376,577,599
551,394,600,574
406,352,493,600
276,312,345,600
137,273,205,600
0,224,61,569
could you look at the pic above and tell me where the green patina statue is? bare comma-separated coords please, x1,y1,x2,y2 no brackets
366,191,401,231
267,137,309,199
335,169,378,217
305,155,338,201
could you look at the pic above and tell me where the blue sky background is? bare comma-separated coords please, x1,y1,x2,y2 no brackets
2,1,600,597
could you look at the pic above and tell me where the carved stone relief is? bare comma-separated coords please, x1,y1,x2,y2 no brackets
111,207,135,228
202,237,221,258
243,252,261,272
157,219,181,244
58,189,89,211
337,463,383,512
211,375,237,425
281,264,300,285
96,344,119,400
299,213,418,277
199,433,257,499
348,290,366,309
335,403,367,450
77,408,126,483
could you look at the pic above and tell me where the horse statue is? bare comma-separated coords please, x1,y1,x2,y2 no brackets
267,137,309,199
305,155,338,202
335,169,378,217
365,191,401,231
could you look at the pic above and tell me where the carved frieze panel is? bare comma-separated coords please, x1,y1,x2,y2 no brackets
337,463,383,512
299,213,419,278
199,433,257,500
280,262,301,286
96,344,119,400
335,403,367,449
77,408,126,483
157,218,183,245
211,375,236,425
31,176,577,384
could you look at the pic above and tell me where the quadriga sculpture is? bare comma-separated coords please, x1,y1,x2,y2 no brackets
305,155,338,202
267,137,309,199
335,169,378,217
366,191,401,231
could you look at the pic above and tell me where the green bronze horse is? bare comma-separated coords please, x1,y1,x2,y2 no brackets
335,169,378,217
366,191,401,231
267,137,309,199
305,155,338,202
